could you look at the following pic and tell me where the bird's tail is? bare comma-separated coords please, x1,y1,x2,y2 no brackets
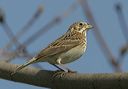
11,57,38,75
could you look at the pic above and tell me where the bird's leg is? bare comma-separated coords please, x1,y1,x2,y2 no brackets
58,64,76,73
51,64,65,71
55,58,76,73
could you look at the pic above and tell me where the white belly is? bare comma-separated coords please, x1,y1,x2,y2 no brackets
59,45,86,64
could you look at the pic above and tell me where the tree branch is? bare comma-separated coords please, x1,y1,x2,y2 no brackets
0,61,128,89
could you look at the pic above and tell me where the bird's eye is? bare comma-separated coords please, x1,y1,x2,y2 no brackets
79,23,83,26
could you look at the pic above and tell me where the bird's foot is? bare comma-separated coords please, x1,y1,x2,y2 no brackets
67,69,77,73
55,69,76,73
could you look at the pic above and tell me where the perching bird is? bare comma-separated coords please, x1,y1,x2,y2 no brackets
11,21,92,75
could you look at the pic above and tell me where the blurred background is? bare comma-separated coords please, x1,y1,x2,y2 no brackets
0,0,128,89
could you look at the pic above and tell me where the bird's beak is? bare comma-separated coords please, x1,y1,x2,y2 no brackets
86,24,93,29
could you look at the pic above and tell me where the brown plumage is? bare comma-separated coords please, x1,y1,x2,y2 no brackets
11,21,92,75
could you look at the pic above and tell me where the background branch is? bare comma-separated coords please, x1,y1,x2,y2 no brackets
0,8,21,49
4,5,43,49
115,3,128,42
23,2,77,46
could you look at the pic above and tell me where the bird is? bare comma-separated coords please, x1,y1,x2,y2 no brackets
11,21,93,75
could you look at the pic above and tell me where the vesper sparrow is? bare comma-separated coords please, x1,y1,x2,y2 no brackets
11,21,93,75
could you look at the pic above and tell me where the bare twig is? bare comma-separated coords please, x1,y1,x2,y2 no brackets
4,5,43,49
115,3,128,42
115,3,128,65
117,44,128,66
120,44,128,56
23,2,78,46
0,8,4,23
0,8,21,48
2,22,22,48
79,0,121,72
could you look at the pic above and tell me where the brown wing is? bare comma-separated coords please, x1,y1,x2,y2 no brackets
36,39,82,59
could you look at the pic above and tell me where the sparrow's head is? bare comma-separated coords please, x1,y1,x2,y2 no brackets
68,21,93,33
